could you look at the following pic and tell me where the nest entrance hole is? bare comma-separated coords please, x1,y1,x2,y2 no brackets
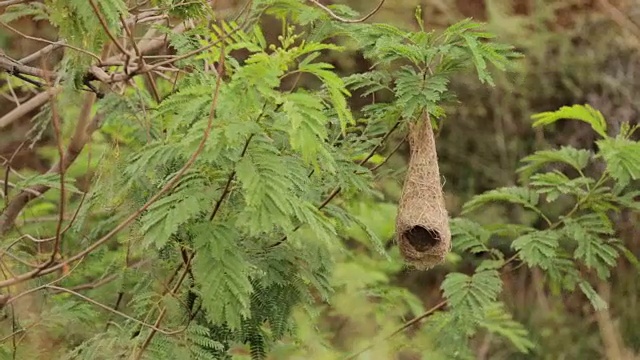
403,225,441,252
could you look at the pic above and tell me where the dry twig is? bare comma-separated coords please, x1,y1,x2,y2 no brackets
308,0,385,23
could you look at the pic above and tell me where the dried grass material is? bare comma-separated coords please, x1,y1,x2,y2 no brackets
395,114,451,270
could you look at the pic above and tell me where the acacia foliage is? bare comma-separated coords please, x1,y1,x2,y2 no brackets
0,0,638,359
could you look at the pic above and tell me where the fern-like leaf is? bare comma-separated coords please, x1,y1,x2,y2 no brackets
462,186,539,214
192,222,253,330
596,136,640,187
479,303,534,353
517,146,592,180
531,104,607,138
442,269,502,311
450,218,492,254
511,230,559,270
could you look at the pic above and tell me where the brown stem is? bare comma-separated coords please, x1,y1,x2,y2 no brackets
308,0,386,23
46,285,184,335
0,92,97,235
345,300,447,360
89,0,130,56
0,87,62,129
133,254,194,358
41,84,66,271
18,42,63,65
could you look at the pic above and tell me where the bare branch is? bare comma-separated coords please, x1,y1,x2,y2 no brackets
19,42,64,64
0,0,32,7
51,259,150,293
0,54,55,81
134,254,193,358
0,87,62,129
0,22,102,61
46,286,186,335
89,0,131,56
345,300,447,360
39,91,66,271
0,92,97,235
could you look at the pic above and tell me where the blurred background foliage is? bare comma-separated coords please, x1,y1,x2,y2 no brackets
1,0,639,359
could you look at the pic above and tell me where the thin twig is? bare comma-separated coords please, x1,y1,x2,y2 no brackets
0,36,227,289
267,121,401,248
5,77,20,106
345,300,447,360
0,91,96,235
0,87,61,129
308,0,385,23
133,254,194,358
371,136,406,172
40,81,66,271
120,15,161,103
3,258,85,307
0,23,101,61
3,141,25,204
0,0,31,6
56,260,150,293
46,285,185,335
208,134,254,220
89,0,130,56
19,42,63,64
133,35,228,359
0,181,42,197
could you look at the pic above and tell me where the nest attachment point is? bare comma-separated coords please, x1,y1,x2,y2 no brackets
395,114,451,270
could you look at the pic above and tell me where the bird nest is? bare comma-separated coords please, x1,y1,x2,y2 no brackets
395,113,451,270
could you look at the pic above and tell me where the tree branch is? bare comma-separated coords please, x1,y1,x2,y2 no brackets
0,92,97,235
0,87,62,129
308,0,386,23
0,37,227,289
267,121,401,248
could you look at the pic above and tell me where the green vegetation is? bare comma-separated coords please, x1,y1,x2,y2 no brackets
0,0,638,359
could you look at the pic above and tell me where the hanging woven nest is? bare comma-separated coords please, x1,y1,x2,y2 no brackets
395,113,451,270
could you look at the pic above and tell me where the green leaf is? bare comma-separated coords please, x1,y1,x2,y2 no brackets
462,186,539,214
192,222,253,330
596,136,640,187
615,243,640,273
563,213,614,236
545,255,581,293
138,171,209,249
479,303,534,353
14,173,82,194
442,269,502,311
281,92,331,165
511,230,559,269
450,218,492,254
564,215,618,279
235,138,320,236
297,61,353,131
394,67,449,119
0,2,48,22
613,190,640,211
529,171,593,202
531,104,607,138
578,281,608,311
443,18,517,85
517,146,592,180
